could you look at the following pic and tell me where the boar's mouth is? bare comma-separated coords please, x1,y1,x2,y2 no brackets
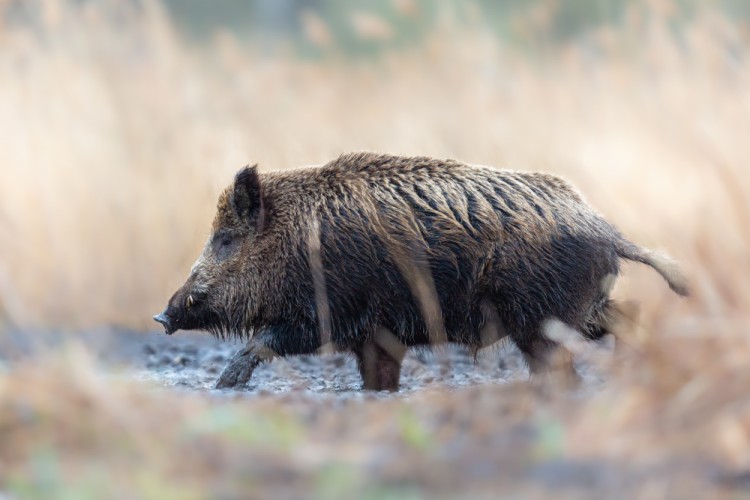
153,311,176,335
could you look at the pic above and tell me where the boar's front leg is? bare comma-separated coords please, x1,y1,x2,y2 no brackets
214,338,277,390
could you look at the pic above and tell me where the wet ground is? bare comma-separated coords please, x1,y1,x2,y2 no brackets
1,327,742,498
0,326,611,397
0,327,534,395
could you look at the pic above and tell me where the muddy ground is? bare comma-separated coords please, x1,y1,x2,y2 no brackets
0,326,596,395
0,328,741,498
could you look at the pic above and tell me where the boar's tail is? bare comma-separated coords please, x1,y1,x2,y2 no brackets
616,239,690,297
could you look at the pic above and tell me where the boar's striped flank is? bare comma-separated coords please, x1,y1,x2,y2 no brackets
154,152,688,391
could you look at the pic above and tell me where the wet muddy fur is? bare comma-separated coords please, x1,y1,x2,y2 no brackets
156,152,688,391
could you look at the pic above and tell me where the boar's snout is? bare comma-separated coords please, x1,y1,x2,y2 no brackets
153,311,175,335
153,284,211,336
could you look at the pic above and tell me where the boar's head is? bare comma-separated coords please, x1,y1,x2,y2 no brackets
153,165,268,337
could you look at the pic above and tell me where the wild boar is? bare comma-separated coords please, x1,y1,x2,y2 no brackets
153,152,688,391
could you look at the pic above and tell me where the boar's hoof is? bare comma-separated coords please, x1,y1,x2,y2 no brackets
214,364,253,389
214,349,262,390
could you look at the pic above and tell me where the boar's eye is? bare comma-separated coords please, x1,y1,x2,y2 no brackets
219,233,233,247
213,232,238,260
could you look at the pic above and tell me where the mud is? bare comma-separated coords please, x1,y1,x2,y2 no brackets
1,328,736,498
0,327,610,397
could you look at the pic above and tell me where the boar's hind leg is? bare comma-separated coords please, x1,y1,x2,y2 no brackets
215,339,276,390
353,329,407,392
512,331,581,389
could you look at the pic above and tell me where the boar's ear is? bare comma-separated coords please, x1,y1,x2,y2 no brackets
232,164,266,231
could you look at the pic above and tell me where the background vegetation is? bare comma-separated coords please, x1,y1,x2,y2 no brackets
1,0,749,497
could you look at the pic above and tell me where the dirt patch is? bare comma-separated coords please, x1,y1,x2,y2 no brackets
0,327,612,396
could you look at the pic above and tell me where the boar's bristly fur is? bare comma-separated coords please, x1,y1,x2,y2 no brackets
154,152,688,391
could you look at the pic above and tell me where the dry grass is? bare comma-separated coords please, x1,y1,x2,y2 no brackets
1,0,750,497
2,0,747,329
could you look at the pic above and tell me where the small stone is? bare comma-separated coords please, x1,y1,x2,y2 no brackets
173,355,191,366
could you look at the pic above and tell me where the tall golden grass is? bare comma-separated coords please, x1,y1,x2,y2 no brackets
1,0,746,330
2,1,750,496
